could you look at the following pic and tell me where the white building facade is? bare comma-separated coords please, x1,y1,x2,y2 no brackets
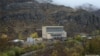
42,26,67,40
26,37,43,45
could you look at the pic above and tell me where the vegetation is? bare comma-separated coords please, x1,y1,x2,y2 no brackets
30,32,39,38
74,35,83,42
85,36,100,54
0,42,47,56
0,32,100,56
51,50,58,56
33,40,84,56
0,33,9,51
0,30,100,56
33,34,100,56
1,0,100,37
0,0,100,56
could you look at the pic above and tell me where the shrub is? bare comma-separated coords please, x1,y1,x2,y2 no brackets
32,45,39,50
0,53,8,56
7,50,15,56
12,47,23,56
38,43,46,49
75,35,83,42
51,50,58,56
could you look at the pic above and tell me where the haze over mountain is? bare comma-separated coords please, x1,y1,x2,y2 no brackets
0,0,100,37
36,0,99,10
51,0,100,8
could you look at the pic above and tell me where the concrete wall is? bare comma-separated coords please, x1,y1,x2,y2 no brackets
42,26,67,40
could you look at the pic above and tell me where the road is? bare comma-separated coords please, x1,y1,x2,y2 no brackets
21,46,54,56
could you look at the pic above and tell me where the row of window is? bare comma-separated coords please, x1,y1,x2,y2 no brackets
47,28,63,32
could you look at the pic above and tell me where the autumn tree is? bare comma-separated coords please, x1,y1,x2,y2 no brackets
30,32,38,38
74,35,83,42
51,50,58,56
0,33,9,51
85,36,100,54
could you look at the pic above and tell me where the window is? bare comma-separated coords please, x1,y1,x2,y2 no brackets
47,27,63,32
51,34,62,37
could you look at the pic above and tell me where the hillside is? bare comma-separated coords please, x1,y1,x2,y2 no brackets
0,0,100,38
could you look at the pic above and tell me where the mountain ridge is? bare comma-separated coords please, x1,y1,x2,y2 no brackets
0,0,100,37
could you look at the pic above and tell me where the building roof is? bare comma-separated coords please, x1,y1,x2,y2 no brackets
43,26,64,28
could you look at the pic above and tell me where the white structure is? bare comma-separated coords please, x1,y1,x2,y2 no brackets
26,37,34,46
12,39,24,43
42,26,67,40
85,55,99,56
33,38,43,44
26,37,43,45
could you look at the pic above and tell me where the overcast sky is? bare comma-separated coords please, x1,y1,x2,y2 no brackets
51,0,100,8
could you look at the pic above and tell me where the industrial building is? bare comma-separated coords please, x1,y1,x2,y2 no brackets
42,26,67,40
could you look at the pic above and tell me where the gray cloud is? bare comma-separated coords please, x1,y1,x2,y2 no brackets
51,0,100,8
35,0,100,10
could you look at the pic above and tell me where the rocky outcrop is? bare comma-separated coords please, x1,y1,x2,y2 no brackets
0,0,100,37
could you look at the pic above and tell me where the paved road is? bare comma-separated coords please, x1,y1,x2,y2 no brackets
21,46,54,56
21,40,62,56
